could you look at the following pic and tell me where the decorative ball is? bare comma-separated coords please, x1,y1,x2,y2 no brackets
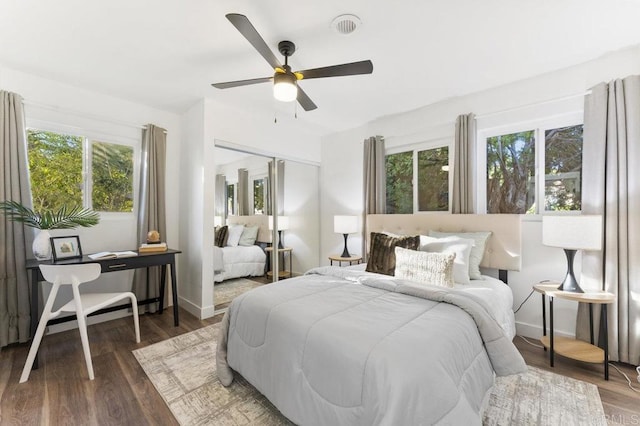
147,230,160,243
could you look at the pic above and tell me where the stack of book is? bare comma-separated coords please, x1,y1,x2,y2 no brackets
139,242,168,253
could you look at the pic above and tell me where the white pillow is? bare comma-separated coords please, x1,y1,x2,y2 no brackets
419,236,474,284
226,224,245,247
394,246,455,288
238,225,259,246
428,231,492,280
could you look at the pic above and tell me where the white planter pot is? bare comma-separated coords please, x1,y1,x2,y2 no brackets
33,229,52,261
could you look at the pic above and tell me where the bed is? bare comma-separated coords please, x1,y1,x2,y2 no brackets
213,215,269,283
217,214,526,425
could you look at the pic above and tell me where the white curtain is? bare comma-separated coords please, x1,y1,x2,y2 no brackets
578,76,640,365
133,124,167,313
452,113,475,213
0,90,33,346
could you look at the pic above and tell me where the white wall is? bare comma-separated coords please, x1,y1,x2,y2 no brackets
0,64,182,332
320,45,640,338
283,161,320,275
177,98,324,318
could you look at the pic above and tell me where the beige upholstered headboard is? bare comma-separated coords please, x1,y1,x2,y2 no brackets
366,214,522,271
227,215,271,243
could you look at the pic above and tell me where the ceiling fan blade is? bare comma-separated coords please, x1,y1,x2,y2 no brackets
212,76,272,89
296,60,373,80
226,14,282,70
296,86,317,111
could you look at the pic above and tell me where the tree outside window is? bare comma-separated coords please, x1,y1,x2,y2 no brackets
486,131,536,214
418,147,449,212
227,183,235,215
28,129,135,213
386,146,450,214
544,125,582,211
485,124,583,214
386,151,413,214
253,178,265,214
28,129,84,212
92,142,134,212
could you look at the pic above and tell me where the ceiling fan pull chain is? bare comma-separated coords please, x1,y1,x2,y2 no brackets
295,102,298,119
274,110,277,124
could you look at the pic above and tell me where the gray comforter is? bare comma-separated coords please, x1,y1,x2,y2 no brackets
217,266,526,425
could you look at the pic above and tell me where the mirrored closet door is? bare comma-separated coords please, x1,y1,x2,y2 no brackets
212,144,320,313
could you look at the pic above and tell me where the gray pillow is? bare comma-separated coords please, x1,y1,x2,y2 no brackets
238,225,259,246
428,231,492,280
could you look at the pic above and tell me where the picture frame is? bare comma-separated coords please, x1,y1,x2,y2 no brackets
50,235,83,262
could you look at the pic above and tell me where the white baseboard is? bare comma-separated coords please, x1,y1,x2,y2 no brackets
516,320,576,340
177,296,216,320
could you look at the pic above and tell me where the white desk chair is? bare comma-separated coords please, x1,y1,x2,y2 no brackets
20,263,141,383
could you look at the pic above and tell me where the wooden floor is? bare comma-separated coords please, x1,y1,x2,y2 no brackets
1,308,638,425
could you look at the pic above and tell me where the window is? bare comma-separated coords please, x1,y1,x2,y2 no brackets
27,129,134,213
544,125,582,211
227,183,235,215
253,177,265,215
486,130,536,214
482,122,583,214
386,146,450,213
417,147,449,212
386,151,413,214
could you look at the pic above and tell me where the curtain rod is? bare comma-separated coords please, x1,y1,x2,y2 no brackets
22,100,167,134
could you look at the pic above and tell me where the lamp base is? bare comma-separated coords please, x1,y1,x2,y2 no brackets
277,230,284,250
557,249,584,293
341,233,351,258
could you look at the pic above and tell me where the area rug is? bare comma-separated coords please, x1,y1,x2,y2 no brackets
214,278,263,311
133,324,606,426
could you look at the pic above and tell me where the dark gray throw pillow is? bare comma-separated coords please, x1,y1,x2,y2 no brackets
365,232,420,276
215,225,228,248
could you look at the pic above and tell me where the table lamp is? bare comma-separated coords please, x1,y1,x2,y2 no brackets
542,215,603,293
268,215,289,249
334,215,358,258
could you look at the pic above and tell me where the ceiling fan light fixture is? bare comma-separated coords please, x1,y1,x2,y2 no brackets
273,72,298,102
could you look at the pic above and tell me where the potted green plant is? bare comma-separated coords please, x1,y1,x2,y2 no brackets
0,200,100,260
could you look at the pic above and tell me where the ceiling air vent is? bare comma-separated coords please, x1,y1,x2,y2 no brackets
331,14,361,35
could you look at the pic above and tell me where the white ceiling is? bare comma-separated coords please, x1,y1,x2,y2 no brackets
1,0,639,136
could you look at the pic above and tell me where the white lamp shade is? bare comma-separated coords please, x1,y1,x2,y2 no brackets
268,215,289,231
542,215,603,250
334,215,358,234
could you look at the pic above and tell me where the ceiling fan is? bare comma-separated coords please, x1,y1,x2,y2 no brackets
211,13,374,111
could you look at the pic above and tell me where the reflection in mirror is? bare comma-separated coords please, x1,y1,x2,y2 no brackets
213,147,274,314
212,145,320,314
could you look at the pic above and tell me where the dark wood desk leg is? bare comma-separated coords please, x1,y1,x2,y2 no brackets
159,264,167,313
542,294,547,351
603,303,609,380
170,260,179,326
549,296,555,367
30,270,39,369
589,303,594,344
